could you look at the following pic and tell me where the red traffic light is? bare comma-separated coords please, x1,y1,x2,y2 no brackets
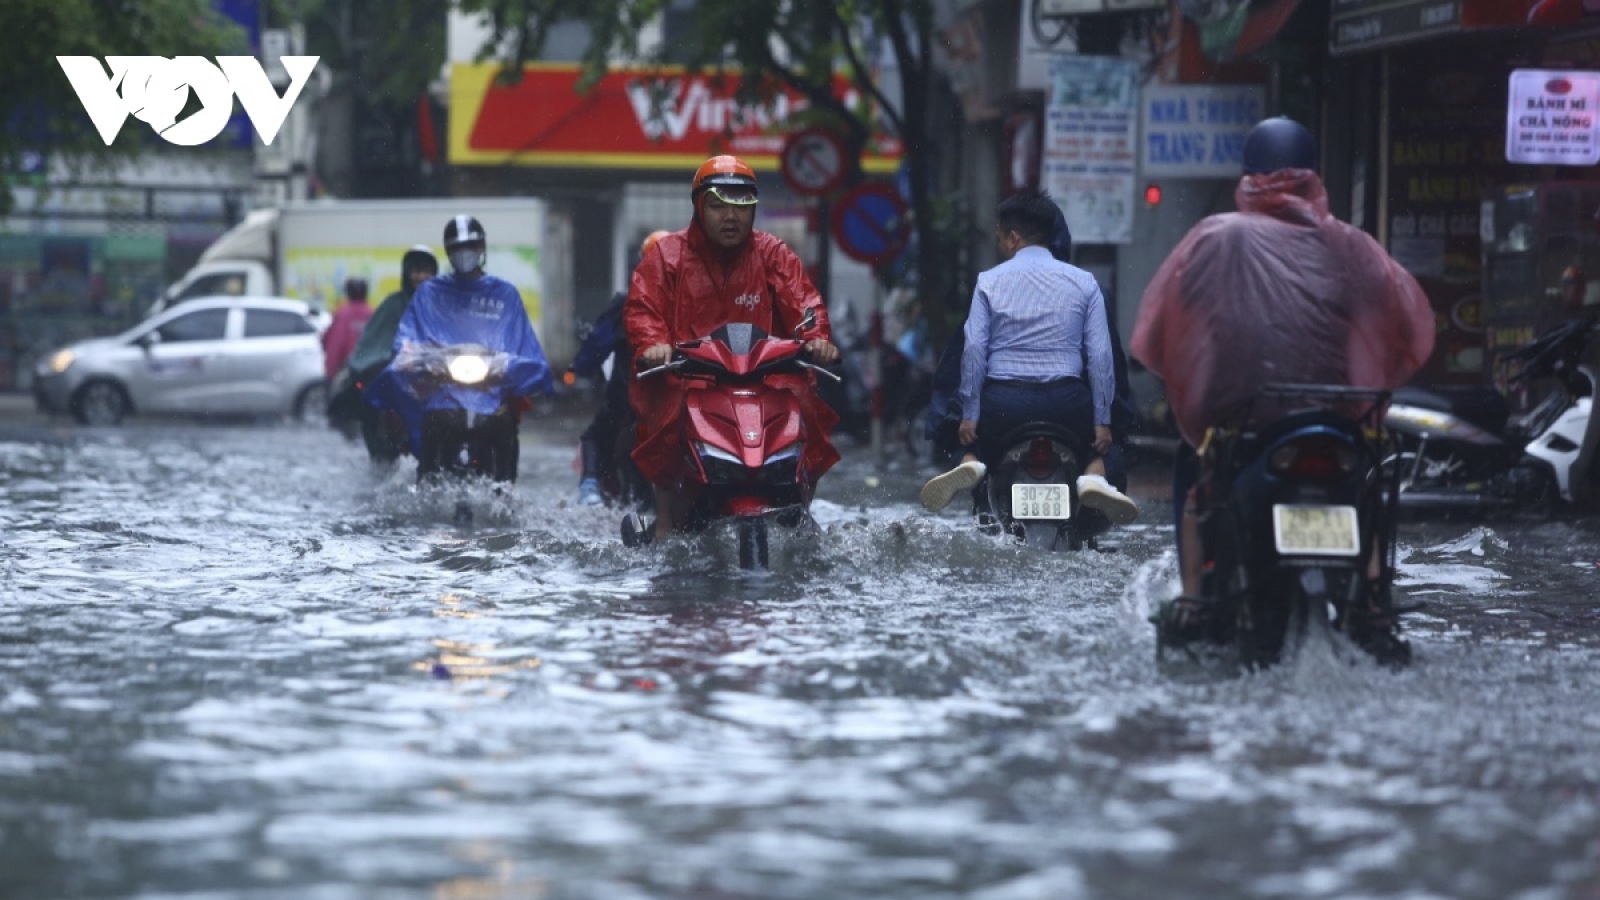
1144,184,1163,206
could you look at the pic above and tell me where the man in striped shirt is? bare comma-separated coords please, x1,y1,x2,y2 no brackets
920,189,1139,524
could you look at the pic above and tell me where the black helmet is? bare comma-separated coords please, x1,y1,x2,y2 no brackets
443,215,486,274
401,244,438,279
1241,117,1317,175
444,215,486,248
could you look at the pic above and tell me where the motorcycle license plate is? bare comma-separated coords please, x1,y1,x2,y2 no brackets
1011,484,1071,520
1272,505,1360,556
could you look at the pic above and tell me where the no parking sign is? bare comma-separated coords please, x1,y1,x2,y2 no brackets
831,183,911,266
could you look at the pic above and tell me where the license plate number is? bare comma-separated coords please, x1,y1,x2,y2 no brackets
1272,505,1360,556
1011,484,1071,520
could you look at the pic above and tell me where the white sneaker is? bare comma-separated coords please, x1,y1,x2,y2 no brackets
921,460,987,512
1077,473,1139,524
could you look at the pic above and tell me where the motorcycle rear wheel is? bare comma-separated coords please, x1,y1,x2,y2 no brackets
1236,572,1303,670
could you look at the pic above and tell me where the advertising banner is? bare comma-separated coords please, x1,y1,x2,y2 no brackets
449,63,903,171
1506,69,1600,166
1043,56,1138,244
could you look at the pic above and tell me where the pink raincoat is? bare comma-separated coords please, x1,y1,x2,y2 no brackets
322,300,373,381
1131,170,1436,446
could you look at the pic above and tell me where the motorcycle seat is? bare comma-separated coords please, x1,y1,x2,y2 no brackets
1390,386,1509,435
987,421,1091,460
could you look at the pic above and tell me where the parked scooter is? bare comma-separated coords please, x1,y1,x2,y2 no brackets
982,424,1112,552
1383,315,1600,513
626,309,840,569
1157,384,1404,669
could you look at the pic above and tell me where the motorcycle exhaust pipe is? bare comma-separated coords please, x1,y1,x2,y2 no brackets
1396,490,1514,509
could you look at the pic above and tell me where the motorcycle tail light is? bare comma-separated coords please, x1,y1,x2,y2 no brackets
1024,438,1059,479
1268,436,1359,480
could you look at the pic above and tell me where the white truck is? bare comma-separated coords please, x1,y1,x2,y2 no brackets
151,197,562,356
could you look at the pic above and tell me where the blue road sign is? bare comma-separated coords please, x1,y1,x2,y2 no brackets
832,182,910,266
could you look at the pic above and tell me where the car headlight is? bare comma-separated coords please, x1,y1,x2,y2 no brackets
46,349,74,374
447,355,490,384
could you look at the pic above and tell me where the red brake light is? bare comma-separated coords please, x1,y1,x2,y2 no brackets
1268,436,1358,480
1024,438,1058,479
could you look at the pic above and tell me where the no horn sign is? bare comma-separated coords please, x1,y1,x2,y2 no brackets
832,183,910,266
780,128,848,197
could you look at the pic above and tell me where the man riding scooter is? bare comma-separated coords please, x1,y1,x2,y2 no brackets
920,189,1139,526
365,215,553,483
621,155,841,545
1132,117,1435,664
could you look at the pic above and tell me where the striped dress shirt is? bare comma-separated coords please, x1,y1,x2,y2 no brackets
959,245,1115,425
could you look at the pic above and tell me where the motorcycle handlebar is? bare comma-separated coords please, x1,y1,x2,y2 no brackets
634,341,843,381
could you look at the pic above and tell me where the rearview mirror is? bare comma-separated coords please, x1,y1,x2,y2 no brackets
136,331,162,351
795,306,818,338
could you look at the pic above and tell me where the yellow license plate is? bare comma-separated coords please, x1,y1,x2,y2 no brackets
1272,505,1360,556
1011,484,1071,520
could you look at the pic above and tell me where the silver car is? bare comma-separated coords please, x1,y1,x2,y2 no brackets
33,296,331,426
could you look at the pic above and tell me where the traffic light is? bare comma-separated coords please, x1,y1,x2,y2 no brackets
1144,183,1163,207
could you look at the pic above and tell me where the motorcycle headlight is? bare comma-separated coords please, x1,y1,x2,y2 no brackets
697,442,742,464
447,354,490,385
763,443,801,465
46,349,74,374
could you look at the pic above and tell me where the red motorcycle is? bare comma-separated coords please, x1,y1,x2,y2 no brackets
625,311,839,569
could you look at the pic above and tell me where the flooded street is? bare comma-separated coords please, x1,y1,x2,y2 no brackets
2,414,1599,899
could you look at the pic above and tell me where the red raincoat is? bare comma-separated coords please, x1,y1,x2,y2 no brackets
1131,170,1436,447
625,223,840,486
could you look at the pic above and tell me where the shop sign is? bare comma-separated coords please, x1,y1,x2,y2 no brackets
1330,0,1460,54
1043,56,1137,244
448,63,902,171
1037,0,1163,12
1506,69,1600,166
1140,85,1265,178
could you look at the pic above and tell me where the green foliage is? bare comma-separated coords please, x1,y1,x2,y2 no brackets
0,0,246,211
271,0,449,107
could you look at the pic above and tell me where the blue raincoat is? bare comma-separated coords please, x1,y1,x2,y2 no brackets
365,273,553,454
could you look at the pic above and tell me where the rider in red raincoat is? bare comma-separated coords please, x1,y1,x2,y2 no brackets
625,156,842,541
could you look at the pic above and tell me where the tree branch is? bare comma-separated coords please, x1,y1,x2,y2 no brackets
754,39,869,148
820,2,906,137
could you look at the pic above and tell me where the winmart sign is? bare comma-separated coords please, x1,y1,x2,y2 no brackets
56,56,319,146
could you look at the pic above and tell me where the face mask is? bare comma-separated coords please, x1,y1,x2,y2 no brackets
448,248,484,275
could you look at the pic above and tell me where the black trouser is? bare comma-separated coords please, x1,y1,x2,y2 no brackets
417,410,519,483
579,360,631,483
976,377,1094,462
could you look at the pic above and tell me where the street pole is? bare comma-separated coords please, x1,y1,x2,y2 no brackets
869,286,884,467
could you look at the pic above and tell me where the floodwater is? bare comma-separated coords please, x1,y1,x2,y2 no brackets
1,415,1598,899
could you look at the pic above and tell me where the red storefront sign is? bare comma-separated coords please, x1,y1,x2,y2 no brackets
448,62,902,172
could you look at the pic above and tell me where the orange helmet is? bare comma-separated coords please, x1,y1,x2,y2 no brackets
640,230,671,257
691,155,759,206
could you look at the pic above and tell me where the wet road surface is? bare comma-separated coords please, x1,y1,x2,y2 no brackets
1,412,1599,899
